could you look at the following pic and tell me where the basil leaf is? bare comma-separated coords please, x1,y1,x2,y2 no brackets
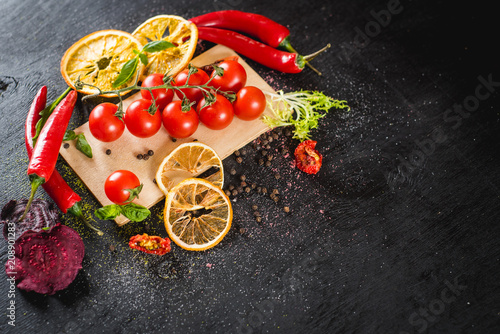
63,129,77,141
95,204,122,220
75,134,93,158
142,40,175,53
120,203,150,222
138,52,148,66
112,57,139,88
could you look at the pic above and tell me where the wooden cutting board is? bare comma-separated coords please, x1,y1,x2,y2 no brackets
60,45,275,226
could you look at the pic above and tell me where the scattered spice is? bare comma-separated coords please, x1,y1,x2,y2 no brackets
105,149,112,155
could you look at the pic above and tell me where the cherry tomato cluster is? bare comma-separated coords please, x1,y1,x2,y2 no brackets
88,59,267,142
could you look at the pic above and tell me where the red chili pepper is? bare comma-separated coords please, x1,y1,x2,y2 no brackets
20,90,77,221
190,10,290,49
294,140,323,174
197,27,305,73
129,233,171,255
191,11,329,75
25,86,80,213
197,27,330,74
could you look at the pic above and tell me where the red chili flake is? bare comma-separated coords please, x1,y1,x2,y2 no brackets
294,140,323,174
129,233,171,255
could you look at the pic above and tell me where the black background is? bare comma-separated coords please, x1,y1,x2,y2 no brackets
1,0,499,333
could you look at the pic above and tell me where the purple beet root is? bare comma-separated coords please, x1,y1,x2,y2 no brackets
1,199,59,240
6,224,85,295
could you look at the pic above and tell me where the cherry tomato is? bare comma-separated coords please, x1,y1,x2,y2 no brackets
197,94,234,130
233,86,267,121
88,103,125,142
104,170,142,205
294,140,323,174
172,68,209,105
209,60,247,93
140,73,174,111
162,100,199,138
124,98,162,138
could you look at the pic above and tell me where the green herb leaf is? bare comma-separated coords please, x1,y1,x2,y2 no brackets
75,134,93,158
142,40,175,53
112,57,139,88
63,129,77,141
138,52,149,66
95,204,122,220
120,202,151,222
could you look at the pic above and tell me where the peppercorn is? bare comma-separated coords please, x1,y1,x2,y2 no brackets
236,157,243,163
148,150,154,156
230,168,237,175
283,206,290,213
231,189,238,196
245,187,251,193
234,150,240,156
63,143,70,149
225,190,231,197
105,149,112,155
265,161,272,167
240,175,247,181
252,204,258,211
255,216,262,223
137,154,143,160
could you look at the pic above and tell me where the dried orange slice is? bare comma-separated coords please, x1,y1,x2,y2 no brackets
60,30,145,97
155,142,223,195
132,15,198,78
164,178,232,251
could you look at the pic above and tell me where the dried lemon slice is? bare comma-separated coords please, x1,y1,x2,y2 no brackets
155,142,224,195
164,178,232,251
132,15,198,78
60,30,145,97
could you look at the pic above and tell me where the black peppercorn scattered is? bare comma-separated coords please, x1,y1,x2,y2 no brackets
105,149,111,155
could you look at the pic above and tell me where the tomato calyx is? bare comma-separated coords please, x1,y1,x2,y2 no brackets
124,183,143,204
129,233,171,255
294,140,323,174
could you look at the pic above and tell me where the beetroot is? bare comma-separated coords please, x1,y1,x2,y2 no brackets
6,224,84,295
1,199,59,240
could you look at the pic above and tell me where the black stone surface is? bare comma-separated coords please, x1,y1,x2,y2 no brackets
0,0,499,333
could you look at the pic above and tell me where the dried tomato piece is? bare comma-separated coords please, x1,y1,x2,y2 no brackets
129,233,171,255
294,140,323,174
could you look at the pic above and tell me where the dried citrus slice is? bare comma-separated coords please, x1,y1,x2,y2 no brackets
132,15,198,78
164,178,232,251
60,30,145,97
155,142,223,195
